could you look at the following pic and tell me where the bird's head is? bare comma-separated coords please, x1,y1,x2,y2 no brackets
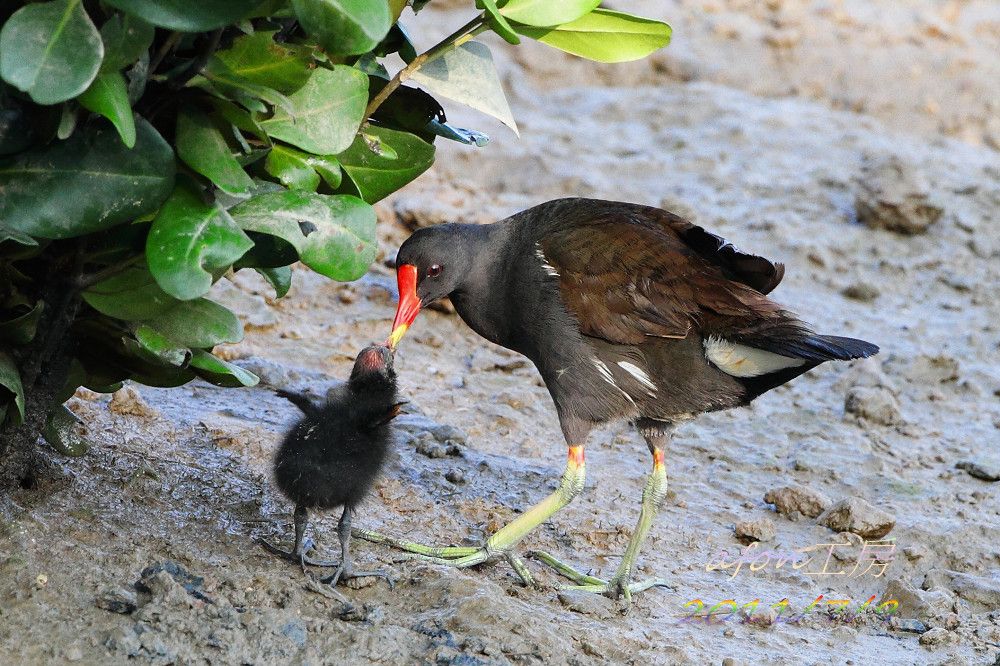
349,343,396,390
387,224,478,349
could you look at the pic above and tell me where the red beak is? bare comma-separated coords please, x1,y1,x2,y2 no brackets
387,264,420,350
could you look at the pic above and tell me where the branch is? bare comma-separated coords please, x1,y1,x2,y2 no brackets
365,15,487,119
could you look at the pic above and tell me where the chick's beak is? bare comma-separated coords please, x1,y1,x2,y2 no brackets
387,264,420,350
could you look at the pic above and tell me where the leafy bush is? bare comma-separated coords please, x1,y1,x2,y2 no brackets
0,0,670,478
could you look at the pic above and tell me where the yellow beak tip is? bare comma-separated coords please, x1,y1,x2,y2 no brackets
387,324,409,350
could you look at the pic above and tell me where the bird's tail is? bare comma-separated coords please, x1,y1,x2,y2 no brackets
775,334,879,362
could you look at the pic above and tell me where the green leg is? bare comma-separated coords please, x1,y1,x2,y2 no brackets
355,446,587,587
533,426,673,603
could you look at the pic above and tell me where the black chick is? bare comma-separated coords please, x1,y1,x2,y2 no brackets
261,344,403,587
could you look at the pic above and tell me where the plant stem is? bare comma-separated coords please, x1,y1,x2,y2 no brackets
168,28,224,90
74,254,142,291
365,14,488,119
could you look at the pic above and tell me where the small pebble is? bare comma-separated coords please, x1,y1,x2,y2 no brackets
817,497,895,538
841,282,880,302
445,469,465,484
734,517,776,543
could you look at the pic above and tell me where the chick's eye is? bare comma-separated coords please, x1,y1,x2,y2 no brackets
427,264,442,278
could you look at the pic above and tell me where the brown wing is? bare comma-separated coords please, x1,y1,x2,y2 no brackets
538,202,803,347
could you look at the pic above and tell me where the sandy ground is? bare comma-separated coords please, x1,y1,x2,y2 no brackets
3,1,1000,664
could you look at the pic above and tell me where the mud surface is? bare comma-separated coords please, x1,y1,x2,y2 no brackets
3,2,1000,664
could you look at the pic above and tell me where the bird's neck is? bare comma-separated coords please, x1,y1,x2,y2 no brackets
449,223,516,347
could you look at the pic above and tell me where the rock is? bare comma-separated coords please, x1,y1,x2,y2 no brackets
880,579,953,622
734,517,776,543
855,154,943,235
108,386,157,418
956,459,1000,482
906,354,961,385
817,497,895,538
922,569,1000,614
95,586,138,615
844,386,902,425
841,282,880,302
234,357,316,389
415,434,448,459
445,468,465,484
918,627,956,647
764,485,832,518
394,415,467,446
135,561,213,606
892,618,928,634
842,357,897,393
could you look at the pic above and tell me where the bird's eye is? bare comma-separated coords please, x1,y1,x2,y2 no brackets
427,264,442,278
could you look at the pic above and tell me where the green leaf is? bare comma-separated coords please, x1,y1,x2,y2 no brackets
231,190,376,281
134,325,192,367
208,98,268,142
0,118,175,239
512,9,672,63
78,72,136,148
214,30,313,95
259,66,368,155
337,125,435,203
255,266,292,298
83,266,180,320
143,298,243,348
292,0,391,56
99,13,154,73
176,107,255,196
410,41,518,136
190,349,258,387
0,352,25,423
146,182,254,300
264,145,341,191
101,0,254,32
43,405,91,457
266,144,320,191
498,0,599,27
57,105,77,139
0,0,103,105
0,301,44,345
389,0,408,22
198,57,294,114
0,226,39,247
478,0,520,44
121,339,197,387
308,154,342,188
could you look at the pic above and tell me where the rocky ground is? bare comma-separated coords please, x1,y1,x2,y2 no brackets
3,1,1000,664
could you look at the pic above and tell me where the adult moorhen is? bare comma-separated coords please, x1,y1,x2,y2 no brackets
371,198,878,600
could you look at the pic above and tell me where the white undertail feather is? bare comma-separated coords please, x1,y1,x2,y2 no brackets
703,336,805,378
617,361,657,394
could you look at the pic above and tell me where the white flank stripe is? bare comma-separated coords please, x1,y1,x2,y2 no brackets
703,336,805,378
617,361,657,391
593,358,616,386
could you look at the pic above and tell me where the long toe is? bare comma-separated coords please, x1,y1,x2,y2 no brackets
321,568,395,590
530,551,672,602
258,538,297,561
